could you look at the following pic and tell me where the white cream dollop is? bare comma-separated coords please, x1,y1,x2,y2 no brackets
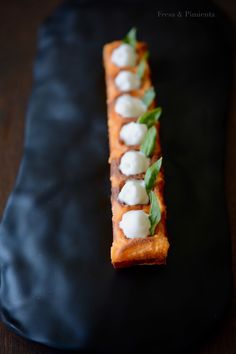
120,122,147,146
115,94,147,118
115,70,141,92
119,150,150,176
118,180,149,205
111,43,137,67
119,210,150,238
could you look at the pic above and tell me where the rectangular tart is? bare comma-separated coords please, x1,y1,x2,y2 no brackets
103,39,169,268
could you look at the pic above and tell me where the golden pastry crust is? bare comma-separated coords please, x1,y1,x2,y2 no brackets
103,40,169,268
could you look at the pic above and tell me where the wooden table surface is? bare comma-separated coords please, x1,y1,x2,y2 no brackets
0,1,235,353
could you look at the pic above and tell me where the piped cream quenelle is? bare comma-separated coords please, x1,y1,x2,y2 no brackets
119,150,150,176
115,94,147,118
115,70,141,92
119,122,147,146
118,180,149,205
111,43,137,67
119,210,150,238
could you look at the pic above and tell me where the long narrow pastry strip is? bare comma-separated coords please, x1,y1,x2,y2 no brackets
103,29,169,268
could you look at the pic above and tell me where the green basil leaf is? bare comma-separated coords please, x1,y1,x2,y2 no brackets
137,107,162,128
149,191,161,236
140,126,157,157
136,51,149,79
123,27,137,48
136,59,146,80
142,87,156,107
144,157,162,193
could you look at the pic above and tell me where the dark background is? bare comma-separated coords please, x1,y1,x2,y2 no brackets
0,0,235,353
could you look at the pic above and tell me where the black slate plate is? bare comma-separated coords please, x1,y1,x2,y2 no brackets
0,0,233,353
